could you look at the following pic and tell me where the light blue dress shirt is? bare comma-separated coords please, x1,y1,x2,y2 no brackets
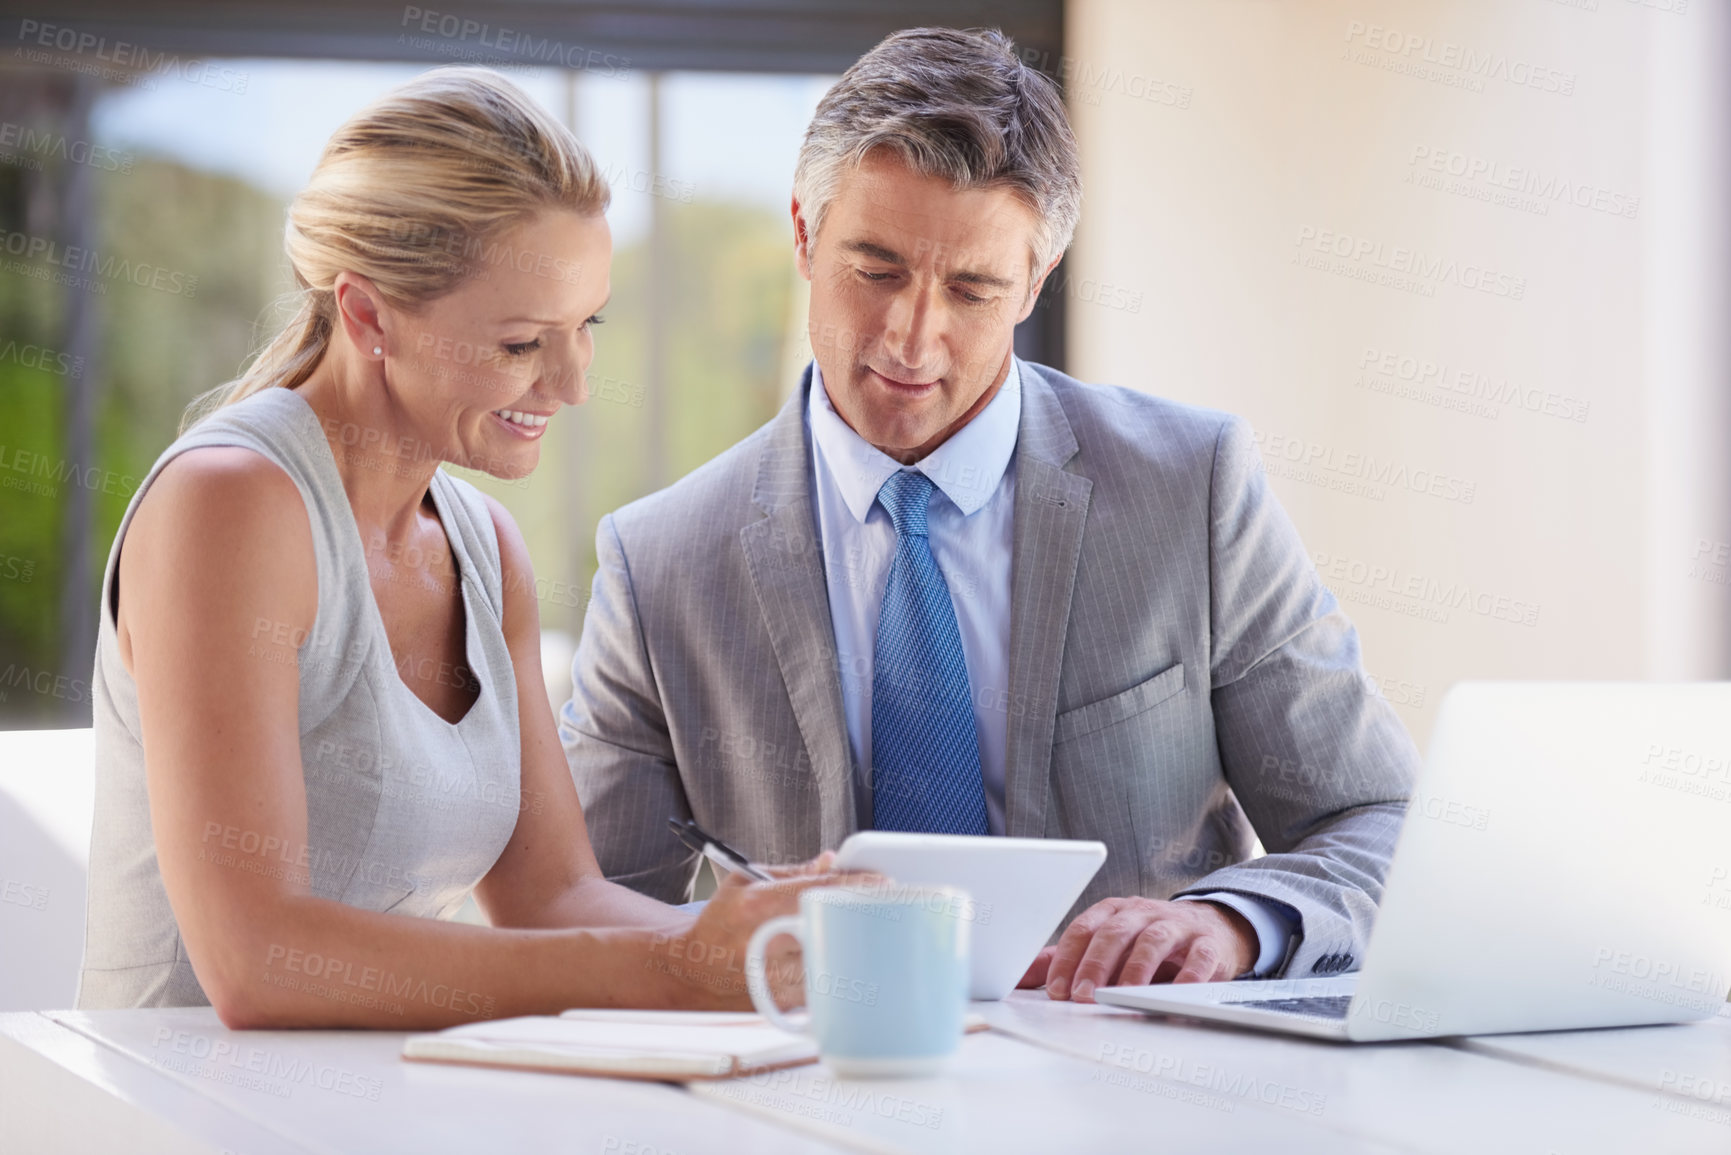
804,360,1296,977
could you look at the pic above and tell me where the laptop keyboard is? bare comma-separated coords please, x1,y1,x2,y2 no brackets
1221,995,1353,1019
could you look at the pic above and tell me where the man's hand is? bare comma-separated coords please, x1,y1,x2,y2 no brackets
1018,898,1258,1002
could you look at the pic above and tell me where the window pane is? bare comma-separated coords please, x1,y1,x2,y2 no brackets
0,59,834,725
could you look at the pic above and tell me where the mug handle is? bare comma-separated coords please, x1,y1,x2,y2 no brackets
745,914,808,1035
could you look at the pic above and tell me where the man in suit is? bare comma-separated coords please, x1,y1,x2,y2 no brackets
561,26,1417,998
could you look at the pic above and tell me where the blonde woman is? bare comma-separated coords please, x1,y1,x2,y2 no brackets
78,68,849,1027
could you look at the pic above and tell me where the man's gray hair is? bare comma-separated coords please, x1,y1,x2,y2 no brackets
793,26,1082,284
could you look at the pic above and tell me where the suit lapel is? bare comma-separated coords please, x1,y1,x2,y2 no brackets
1004,365,1091,837
739,368,859,847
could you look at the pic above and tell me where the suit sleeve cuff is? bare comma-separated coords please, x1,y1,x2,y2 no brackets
1178,891,1297,978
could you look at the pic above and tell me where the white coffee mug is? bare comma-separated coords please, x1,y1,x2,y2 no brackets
745,882,971,1077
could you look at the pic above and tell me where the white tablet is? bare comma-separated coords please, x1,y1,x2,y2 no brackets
833,832,1107,1000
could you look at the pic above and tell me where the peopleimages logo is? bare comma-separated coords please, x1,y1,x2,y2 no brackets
1293,226,1525,301
1355,346,1590,424
1251,429,1478,505
1309,550,1542,628
0,877,49,911
15,20,249,93
1588,947,1724,1011
1343,20,1576,96
1407,146,1639,220
0,121,134,173
264,944,495,1017
398,6,629,77
0,229,198,297
1094,1042,1328,1116
151,1028,384,1102
0,339,84,379
1636,741,1731,805
0,665,90,704
0,441,143,500
1408,792,1490,831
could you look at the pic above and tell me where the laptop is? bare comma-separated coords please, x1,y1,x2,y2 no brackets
1095,682,1731,1041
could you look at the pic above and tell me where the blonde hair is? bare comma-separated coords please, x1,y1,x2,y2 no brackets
186,66,608,430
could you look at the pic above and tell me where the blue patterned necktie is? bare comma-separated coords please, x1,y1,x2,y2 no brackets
870,470,990,834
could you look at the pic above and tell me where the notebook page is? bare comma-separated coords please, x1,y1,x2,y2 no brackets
403,1012,818,1077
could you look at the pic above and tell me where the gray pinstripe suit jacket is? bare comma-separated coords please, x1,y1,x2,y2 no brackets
560,360,1418,977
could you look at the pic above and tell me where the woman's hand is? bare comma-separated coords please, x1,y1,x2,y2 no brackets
646,852,881,1011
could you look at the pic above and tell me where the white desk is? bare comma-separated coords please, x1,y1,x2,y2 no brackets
689,1026,1374,1154
4,999,1729,1154
978,993,1731,1153
0,1008,855,1155
1445,1004,1731,1108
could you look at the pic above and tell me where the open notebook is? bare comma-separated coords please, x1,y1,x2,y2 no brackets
402,1009,987,1082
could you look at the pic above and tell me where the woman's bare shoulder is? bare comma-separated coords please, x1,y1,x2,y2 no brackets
130,445,313,544
120,446,317,633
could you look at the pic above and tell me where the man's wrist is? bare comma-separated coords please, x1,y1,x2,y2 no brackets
1195,900,1258,976
1177,891,1295,977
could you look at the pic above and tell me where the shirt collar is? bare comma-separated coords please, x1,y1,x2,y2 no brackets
807,357,1021,524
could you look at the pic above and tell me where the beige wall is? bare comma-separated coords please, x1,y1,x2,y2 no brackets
1065,0,1730,746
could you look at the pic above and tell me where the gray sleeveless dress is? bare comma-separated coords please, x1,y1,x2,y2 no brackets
77,387,522,1008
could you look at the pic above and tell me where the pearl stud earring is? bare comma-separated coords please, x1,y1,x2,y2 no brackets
373,346,382,356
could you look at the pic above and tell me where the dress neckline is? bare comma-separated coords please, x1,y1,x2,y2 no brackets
280,387,486,730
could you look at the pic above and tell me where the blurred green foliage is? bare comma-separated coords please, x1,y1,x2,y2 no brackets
453,198,795,635
0,154,284,725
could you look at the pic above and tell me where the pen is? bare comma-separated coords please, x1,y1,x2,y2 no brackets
667,817,774,883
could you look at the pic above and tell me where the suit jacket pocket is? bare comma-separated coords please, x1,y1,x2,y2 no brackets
1054,662,1186,744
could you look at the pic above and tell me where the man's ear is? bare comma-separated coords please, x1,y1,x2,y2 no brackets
1016,254,1064,325
792,195,813,282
